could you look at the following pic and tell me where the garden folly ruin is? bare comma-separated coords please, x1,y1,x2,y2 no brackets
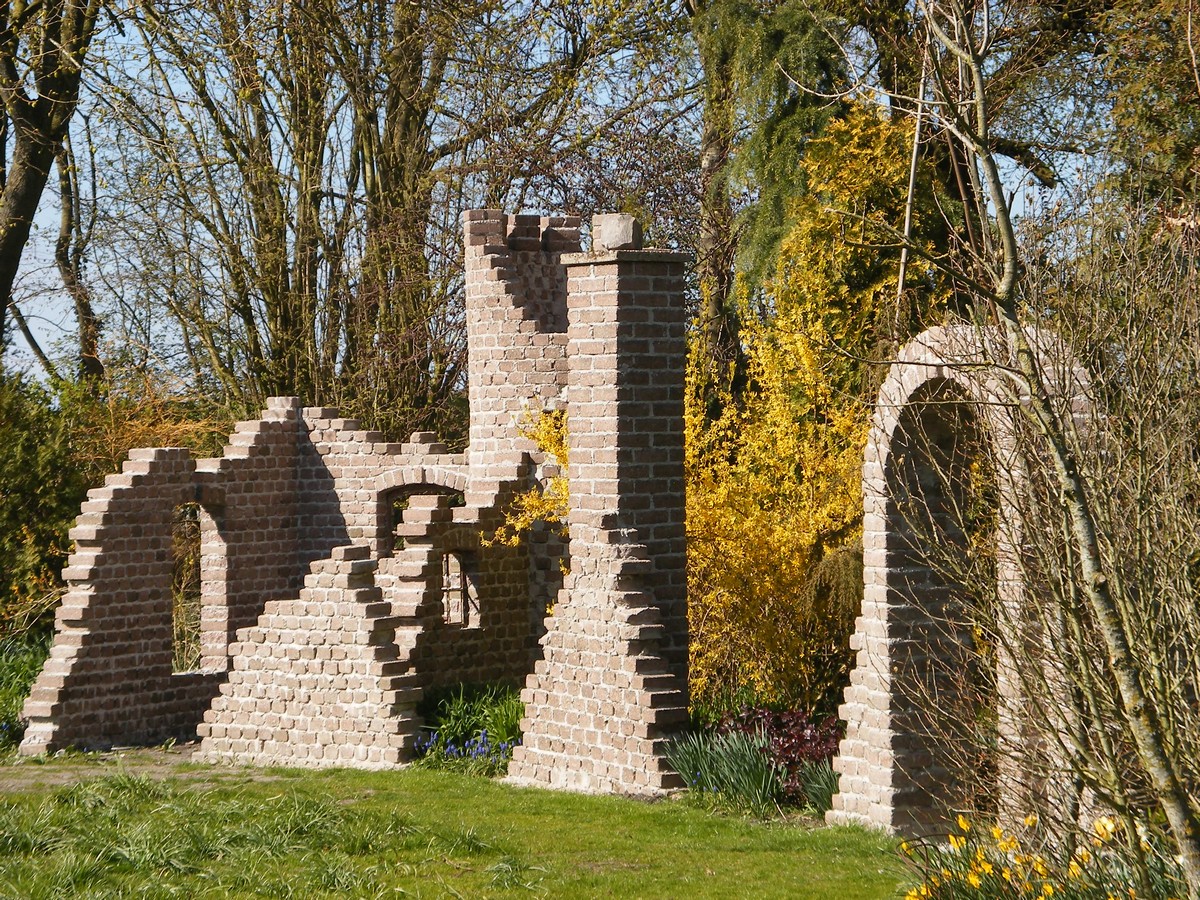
20,210,690,795
21,209,1087,833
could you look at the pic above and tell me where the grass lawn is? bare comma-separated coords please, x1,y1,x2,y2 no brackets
0,756,906,899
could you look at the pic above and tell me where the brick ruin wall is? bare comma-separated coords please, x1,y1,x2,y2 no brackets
827,324,1090,836
20,211,690,794
507,245,689,793
20,216,1094,814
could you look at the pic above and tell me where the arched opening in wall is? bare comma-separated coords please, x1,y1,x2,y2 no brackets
383,487,465,556
172,499,227,673
171,502,203,673
886,379,999,831
441,550,480,627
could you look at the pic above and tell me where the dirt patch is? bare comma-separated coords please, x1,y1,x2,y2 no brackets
0,742,277,795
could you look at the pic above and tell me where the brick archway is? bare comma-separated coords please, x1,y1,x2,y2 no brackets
827,325,1089,835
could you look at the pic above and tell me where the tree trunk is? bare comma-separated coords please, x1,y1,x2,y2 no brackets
55,143,103,384
0,129,57,349
691,3,742,407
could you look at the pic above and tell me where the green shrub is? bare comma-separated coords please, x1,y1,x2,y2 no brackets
414,684,524,777
0,377,89,639
0,634,50,749
665,728,784,817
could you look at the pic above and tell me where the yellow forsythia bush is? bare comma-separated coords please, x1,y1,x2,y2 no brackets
686,103,951,717
495,106,951,718
685,314,866,716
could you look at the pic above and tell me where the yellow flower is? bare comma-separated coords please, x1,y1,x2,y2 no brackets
980,860,994,875
998,835,1019,853
991,826,1004,842
968,872,982,887
1043,884,1055,897
1002,867,1013,883
1025,813,1038,827
1068,860,1083,879
905,891,920,900
958,814,971,833
1094,816,1117,842
949,834,966,851
1033,856,1049,877
901,841,912,857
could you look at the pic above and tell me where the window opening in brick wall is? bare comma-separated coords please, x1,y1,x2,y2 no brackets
387,489,465,555
389,495,409,554
442,551,480,627
171,502,203,672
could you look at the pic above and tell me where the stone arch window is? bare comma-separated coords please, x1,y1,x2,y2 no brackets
884,379,999,829
441,550,480,627
172,495,228,674
171,502,203,672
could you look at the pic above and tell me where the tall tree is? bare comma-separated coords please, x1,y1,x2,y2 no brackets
91,0,681,438
684,0,846,407
0,0,104,357
896,1,1200,891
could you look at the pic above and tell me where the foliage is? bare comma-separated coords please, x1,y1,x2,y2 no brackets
664,728,785,817
55,370,234,479
901,814,1186,899
0,370,235,639
0,635,50,750
686,103,951,716
0,377,90,639
1103,0,1200,201
0,765,907,898
724,0,847,287
719,707,842,808
685,322,865,714
771,103,951,370
413,684,524,777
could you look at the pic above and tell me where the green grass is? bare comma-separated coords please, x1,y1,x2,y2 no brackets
0,763,906,898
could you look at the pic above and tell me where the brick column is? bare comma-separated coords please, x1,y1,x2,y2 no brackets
461,210,579,497
507,215,689,795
